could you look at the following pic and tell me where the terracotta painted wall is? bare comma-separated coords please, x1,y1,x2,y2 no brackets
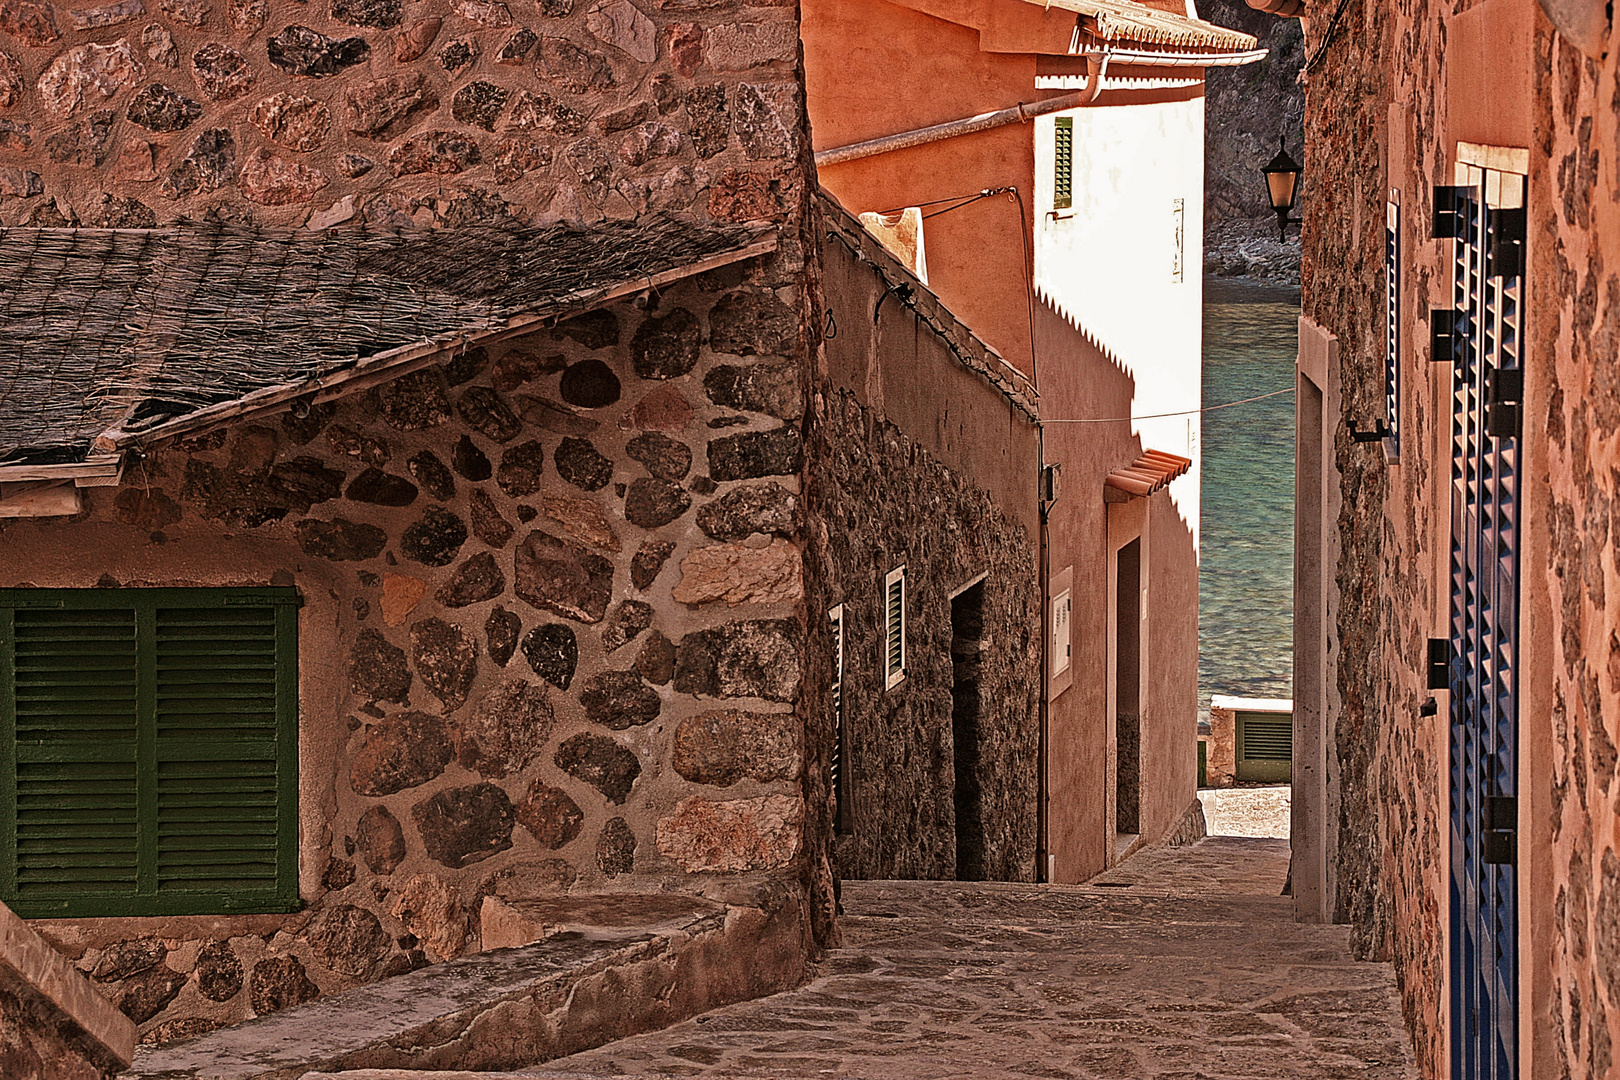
803,0,1040,377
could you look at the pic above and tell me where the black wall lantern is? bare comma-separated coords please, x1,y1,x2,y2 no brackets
1261,136,1303,241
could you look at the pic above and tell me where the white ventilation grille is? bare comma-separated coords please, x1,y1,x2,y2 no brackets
883,567,906,690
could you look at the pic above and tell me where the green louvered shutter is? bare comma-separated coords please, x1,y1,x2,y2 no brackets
1,589,300,917
1054,117,1074,210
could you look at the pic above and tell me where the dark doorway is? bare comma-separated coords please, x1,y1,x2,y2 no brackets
1116,539,1142,837
951,579,985,879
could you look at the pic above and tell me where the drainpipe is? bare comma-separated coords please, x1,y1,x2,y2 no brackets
815,51,1112,169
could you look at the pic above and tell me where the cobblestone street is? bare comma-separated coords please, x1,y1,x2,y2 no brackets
498,792,1414,1080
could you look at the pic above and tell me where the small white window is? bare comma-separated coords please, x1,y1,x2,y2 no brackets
1051,588,1072,679
883,567,906,690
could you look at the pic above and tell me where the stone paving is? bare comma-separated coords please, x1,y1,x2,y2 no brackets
501,794,1413,1080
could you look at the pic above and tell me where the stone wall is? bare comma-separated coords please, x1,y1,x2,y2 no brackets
3,267,822,1042
1532,20,1620,1080
0,0,805,229
1300,0,1620,1072
808,388,1040,883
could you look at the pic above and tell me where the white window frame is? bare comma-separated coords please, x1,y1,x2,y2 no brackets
883,566,906,690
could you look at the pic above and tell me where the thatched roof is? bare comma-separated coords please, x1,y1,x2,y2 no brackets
0,217,774,464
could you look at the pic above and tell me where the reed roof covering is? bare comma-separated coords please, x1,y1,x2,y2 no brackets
0,217,771,463
1032,0,1260,51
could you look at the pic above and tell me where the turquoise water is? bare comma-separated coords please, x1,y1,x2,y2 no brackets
1199,278,1300,712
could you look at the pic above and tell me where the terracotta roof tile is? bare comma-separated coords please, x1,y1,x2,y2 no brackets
1104,448,1192,497
1028,0,1260,52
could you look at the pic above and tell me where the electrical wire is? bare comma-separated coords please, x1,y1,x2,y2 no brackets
1303,0,1354,71
1038,385,1296,423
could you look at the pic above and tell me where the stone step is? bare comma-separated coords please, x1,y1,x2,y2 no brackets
122,882,808,1080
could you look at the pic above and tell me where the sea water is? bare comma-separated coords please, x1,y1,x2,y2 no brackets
1199,277,1300,713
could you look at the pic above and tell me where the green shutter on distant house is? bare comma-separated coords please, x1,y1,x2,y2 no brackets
1054,118,1074,210
0,588,300,918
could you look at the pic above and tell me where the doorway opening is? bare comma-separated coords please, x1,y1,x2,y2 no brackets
1116,538,1142,838
951,579,986,880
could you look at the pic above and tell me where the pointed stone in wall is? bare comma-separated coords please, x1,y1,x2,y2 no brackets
656,794,803,872
356,804,406,874
554,732,639,804
268,24,370,77
459,677,552,777
636,629,675,685
495,349,568,393
348,627,412,704
302,904,389,978
239,149,329,205
411,616,478,710
250,91,331,151
496,439,548,497
118,966,187,1023
401,505,468,567
450,80,509,132
412,783,515,868
674,618,801,702
672,709,801,787
345,71,436,135
630,539,675,590
194,941,243,1002
330,0,400,29
39,40,142,117
684,84,729,159
91,939,166,981
469,488,515,548
554,436,613,491
377,367,452,429
623,476,691,529
694,480,798,542
515,780,583,849
392,17,440,62
381,573,427,627
672,538,802,608
190,42,254,101
349,709,454,795
513,530,613,623
630,307,701,380
601,599,653,653
585,0,653,61
295,517,388,561
388,128,481,176
0,0,60,45
542,489,618,552
707,425,803,481
126,82,201,131
579,669,659,729
520,622,576,689
436,551,505,607
248,956,319,1016
408,450,456,500
626,431,691,480
536,34,613,93
704,363,801,418
596,816,635,875
733,81,798,161
485,604,521,666
0,50,22,108
390,873,467,960
452,434,492,480
345,466,419,506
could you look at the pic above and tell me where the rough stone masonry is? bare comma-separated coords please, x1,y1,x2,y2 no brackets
0,0,834,1049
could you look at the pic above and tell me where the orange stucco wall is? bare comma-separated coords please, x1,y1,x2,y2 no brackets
803,0,1041,376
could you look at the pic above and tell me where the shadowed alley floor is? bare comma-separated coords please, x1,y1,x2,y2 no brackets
306,791,1414,1080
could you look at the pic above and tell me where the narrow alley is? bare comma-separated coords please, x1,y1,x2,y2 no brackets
300,792,1414,1080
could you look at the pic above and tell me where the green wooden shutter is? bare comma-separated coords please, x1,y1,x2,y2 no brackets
1,588,300,918
1054,118,1074,210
